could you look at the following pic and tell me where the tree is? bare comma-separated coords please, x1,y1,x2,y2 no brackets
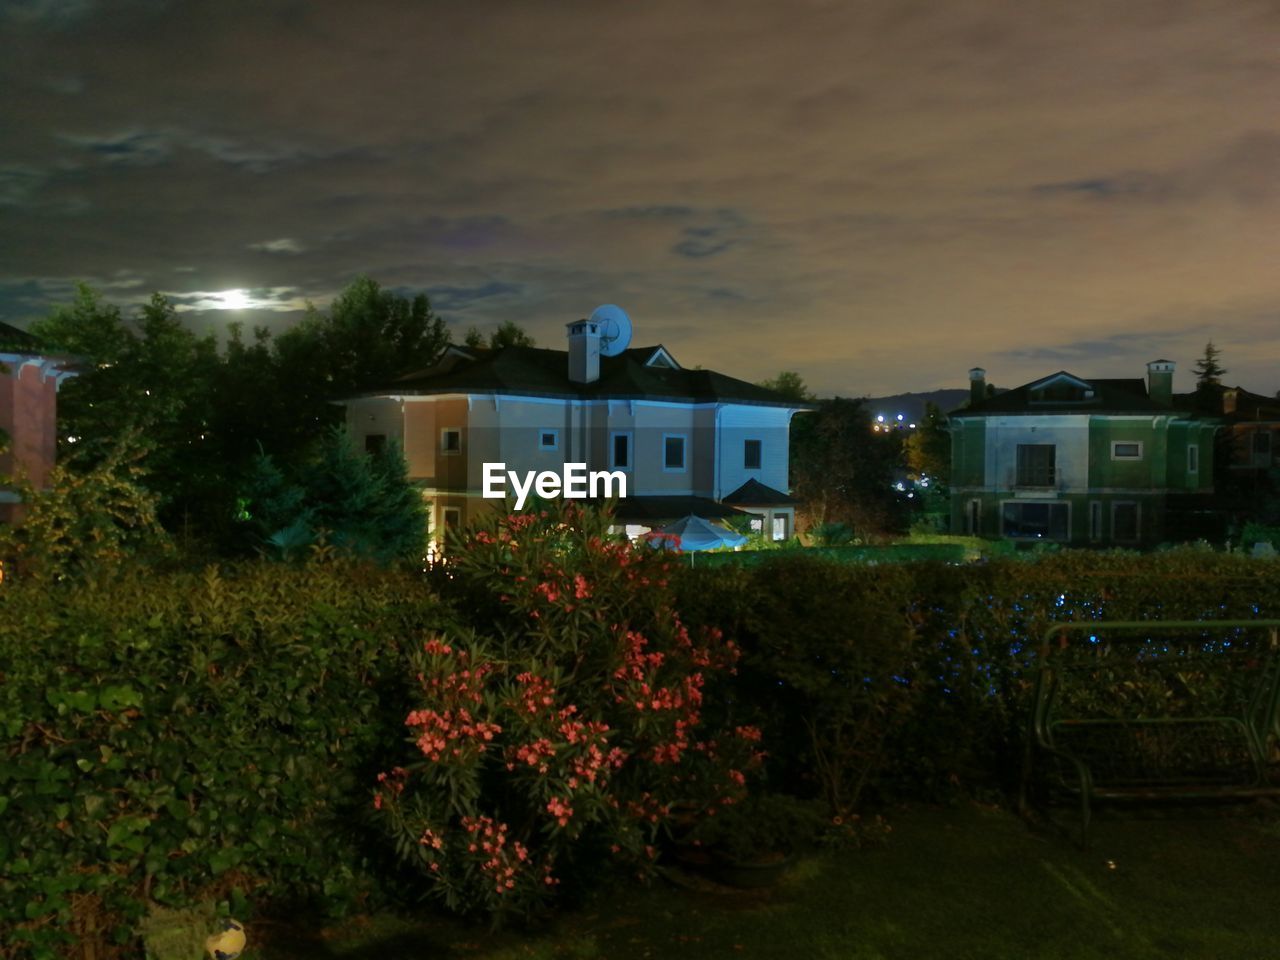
31,288,222,535
789,397,910,539
1194,342,1227,391
487,320,535,349
0,430,171,583
238,427,427,564
904,402,950,484
757,371,815,402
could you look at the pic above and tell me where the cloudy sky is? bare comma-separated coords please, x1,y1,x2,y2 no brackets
3,0,1278,397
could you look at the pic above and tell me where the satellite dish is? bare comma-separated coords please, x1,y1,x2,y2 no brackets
590,304,632,357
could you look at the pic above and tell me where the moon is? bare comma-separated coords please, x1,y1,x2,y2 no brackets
219,289,251,310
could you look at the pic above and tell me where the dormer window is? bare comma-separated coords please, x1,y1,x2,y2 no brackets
1028,373,1095,404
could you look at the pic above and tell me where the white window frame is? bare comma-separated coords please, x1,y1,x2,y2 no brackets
538,428,559,452
440,428,462,456
610,431,633,471
662,433,687,473
743,438,763,471
1111,501,1141,542
1110,440,1143,461
1187,444,1199,475
771,514,788,541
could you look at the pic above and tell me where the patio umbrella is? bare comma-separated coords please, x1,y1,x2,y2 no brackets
647,514,748,553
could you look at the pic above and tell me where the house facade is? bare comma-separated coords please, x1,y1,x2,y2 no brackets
343,319,808,544
949,361,1216,545
0,323,78,523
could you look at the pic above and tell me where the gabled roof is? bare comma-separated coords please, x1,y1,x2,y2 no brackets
361,344,810,408
721,478,799,505
951,370,1180,417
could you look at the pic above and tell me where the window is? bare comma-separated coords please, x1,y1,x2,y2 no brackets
364,433,386,455
611,432,632,470
1089,501,1102,541
749,516,764,534
442,507,461,531
1112,502,1140,542
1001,501,1069,540
965,499,980,536
1015,444,1055,487
539,429,559,451
772,515,788,541
743,439,762,470
1111,441,1143,460
441,428,461,455
663,434,686,471
1187,444,1199,474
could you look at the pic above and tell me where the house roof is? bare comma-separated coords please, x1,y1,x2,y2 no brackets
0,321,44,354
721,478,799,506
1178,384,1280,422
950,370,1188,418
358,344,811,408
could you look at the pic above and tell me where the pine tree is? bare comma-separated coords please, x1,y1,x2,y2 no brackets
1193,342,1227,391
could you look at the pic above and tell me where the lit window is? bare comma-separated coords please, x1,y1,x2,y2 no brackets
744,439,762,470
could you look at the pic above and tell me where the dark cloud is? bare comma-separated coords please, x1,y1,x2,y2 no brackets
425,281,523,313
1,0,1279,396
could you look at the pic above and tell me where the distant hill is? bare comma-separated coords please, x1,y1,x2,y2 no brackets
862,388,971,423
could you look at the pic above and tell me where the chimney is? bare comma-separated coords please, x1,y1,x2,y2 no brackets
1146,359,1174,407
566,318,601,384
969,367,986,405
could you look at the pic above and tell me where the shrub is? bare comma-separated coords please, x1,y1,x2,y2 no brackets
375,505,762,925
0,560,448,958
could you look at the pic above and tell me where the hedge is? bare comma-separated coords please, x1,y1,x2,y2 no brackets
0,561,449,958
676,547,1280,805
7,534,1280,953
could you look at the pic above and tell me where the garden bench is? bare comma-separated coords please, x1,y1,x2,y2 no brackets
1021,620,1280,846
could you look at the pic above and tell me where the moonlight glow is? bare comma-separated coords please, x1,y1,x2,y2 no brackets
218,289,251,310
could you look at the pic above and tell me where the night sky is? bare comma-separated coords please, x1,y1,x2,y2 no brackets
4,0,1279,397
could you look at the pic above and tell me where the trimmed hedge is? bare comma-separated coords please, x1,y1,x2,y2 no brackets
0,561,449,958
8,537,1280,953
677,547,1280,805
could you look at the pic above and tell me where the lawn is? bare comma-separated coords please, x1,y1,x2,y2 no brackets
255,801,1280,960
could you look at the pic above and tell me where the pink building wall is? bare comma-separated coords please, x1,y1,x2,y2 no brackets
0,358,67,524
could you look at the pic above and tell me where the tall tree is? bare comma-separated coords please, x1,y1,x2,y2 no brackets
30,288,222,533
789,397,910,539
239,427,427,564
1193,341,1227,391
904,401,950,484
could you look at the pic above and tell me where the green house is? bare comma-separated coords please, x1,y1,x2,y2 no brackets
949,361,1217,545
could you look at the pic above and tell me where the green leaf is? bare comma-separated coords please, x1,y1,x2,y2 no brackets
99,685,142,711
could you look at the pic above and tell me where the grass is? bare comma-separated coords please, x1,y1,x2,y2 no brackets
256,802,1280,960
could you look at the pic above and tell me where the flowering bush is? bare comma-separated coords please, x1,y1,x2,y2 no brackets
375,505,762,923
